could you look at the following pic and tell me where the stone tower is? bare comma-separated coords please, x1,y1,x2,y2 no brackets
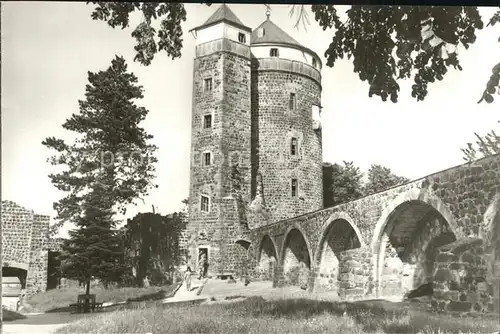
187,5,253,274
249,13,323,226
186,5,323,275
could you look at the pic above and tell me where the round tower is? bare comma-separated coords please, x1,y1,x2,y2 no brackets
250,14,323,225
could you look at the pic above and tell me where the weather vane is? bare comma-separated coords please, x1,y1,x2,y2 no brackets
265,4,271,19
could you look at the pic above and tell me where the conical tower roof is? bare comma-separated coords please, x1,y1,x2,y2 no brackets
250,16,321,67
190,4,251,32
251,19,301,46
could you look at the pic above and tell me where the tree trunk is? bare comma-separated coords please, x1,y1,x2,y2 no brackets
84,279,91,313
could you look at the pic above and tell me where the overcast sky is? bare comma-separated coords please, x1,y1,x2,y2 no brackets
2,3,499,236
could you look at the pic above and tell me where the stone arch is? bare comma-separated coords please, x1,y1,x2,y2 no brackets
256,234,278,281
483,195,500,288
232,239,252,277
480,194,500,249
372,187,460,299
314,213,363,293
488,199,500,313
280,226,312,288
2,265,28,290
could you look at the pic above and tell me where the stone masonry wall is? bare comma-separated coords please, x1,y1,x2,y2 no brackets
432,238,495,315
2,201,34,267
1,201,53,297
250,58,323,227
315,219,361,292
248,154,500,313
338,246,374,300
187,38,252,274
379,213,456,298
26,214,50,294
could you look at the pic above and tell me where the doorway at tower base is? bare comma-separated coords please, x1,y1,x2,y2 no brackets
187,240,256,280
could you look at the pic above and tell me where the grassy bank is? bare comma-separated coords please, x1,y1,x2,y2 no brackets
55,296,500,334
24,284,180,313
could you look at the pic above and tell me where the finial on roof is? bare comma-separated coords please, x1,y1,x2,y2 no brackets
265,5,271,20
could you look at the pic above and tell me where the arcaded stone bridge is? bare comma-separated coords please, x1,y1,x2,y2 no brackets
235,154,500,315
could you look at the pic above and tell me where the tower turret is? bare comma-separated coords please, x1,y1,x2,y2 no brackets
187,4,253,274
249,14,323,226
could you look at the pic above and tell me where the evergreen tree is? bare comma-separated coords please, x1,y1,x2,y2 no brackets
43,56,158,300
43,55,158,235
60,182,125,298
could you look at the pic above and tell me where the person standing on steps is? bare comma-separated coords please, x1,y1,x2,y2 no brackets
203,259,209,278
184,266,192,291
198,253,207,279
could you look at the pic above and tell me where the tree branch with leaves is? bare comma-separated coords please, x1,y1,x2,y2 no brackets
461,120,500,162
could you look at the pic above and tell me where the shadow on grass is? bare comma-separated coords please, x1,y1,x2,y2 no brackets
45,283,181,314
233,297,409,333
3,309,28,322
184,296,497,334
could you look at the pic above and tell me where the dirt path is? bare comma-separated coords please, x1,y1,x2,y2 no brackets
2,312,101,334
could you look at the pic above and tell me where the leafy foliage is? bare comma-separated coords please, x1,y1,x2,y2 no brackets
311,5,488,102
323,161,364,208
461,120,500,162
88,2,190,65
86,4,499,102
323,161,409,207
363,164,409,195
123,212,187,286
477,10,500,104
42,56,158,235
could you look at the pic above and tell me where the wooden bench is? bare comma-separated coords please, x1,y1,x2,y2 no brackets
70,294,103,313
216,273,235,280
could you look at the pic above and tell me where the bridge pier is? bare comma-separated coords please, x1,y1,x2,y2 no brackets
431,238,495,315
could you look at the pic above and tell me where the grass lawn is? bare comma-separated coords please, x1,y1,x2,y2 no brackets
23,284,180,313
2,309,28,322
55,296,500,334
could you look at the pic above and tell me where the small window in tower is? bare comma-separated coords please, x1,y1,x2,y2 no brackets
270,48,279,57
203,152,211,166
312,57,317,68
289,93,296,110
257,28,265,38
200,195,210,212
203,114,212,129
204,78,213,92
291,179,298,197
238,32,246,43
290,137,297,155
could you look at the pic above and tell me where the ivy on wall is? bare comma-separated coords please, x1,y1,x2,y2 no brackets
121,212,187,286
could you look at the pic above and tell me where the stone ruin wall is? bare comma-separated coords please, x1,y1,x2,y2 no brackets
1,201,66,300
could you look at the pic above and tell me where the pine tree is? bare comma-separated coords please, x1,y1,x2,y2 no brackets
43,56,158,302
60,182,125,302
43,55,158,234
